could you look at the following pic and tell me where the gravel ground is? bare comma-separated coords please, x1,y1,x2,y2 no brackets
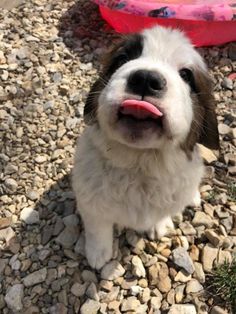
0,1,236,313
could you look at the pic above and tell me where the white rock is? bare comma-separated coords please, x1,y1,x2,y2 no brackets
168,304,197,314
101,261,125,280
5,284,24,312
132,255,146,277
20,207,39,224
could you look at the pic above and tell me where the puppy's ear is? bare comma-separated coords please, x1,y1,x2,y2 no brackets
83,78,104,125
183,70,219,153
195,70,219,150
83,39,127,125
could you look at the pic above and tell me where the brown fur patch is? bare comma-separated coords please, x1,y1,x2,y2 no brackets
182,70,219,155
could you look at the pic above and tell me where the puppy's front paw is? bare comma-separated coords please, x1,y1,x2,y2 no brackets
86,240,113,270
148,216,175,240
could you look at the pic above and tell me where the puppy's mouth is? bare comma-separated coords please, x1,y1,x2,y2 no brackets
118,99,164,130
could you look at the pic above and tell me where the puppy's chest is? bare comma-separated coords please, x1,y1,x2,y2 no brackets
102,165,186,221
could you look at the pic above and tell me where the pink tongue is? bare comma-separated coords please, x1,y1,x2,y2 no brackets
120,99,163,120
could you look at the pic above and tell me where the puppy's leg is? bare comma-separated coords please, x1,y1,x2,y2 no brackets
84,217,113,269
148,216,175,240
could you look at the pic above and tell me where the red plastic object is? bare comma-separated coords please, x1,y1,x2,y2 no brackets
99,5,236,47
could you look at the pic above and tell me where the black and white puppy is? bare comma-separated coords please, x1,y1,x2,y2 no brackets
72,26,219,269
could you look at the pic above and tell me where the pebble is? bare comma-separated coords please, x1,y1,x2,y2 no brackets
132,255,146,278
174,270,192,283
175,284,185,303
121,296,140,312
186,279,203,294
168,304,197,314
101,261,125,280
4,178,18,192
205,229,223,247
71,283,88,297
192,212,214,228
23,268,47,287
86,282,99,301
202,245,218,272
172,247,195,274
198,144,218,164
218,123,231,135
56,226,79,248
179,221,196,236
80,299,100,314
35,155,47,163
193,262,205,283
210,306,228,314
49,303,67,314
4,284,24,312
20,207,40,224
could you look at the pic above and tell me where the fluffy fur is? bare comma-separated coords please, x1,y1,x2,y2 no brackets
72,26,219,269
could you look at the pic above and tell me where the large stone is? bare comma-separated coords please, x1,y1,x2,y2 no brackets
101,261,125,280
172,247,195,274
23,268,47,287
4,284,24,312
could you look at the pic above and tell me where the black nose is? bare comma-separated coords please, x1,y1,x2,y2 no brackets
127,70,167,97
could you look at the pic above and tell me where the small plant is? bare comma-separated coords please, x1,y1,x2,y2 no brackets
210,258,236,313
227,182,236,202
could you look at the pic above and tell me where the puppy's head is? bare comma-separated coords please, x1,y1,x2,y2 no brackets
84,26,219,152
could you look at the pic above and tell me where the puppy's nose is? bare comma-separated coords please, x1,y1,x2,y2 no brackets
127,70,166,97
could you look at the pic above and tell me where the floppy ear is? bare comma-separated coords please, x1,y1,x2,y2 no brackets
182,70,219,154
83,78,104,125
195,70,219,150
83,39,127,125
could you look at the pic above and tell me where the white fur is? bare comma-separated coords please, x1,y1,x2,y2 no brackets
72,27,206,269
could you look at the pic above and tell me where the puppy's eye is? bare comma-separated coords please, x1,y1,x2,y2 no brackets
179,68,193,82
115,53,129,68
179,68,197,92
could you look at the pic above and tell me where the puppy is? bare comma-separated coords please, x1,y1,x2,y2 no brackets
72,26,219,269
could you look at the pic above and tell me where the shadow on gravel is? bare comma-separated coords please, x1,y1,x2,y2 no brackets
58,0,118,66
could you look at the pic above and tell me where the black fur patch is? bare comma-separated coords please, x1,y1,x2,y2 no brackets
105,34,144,77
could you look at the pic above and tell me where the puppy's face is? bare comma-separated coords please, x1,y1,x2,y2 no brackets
85,27,219,151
